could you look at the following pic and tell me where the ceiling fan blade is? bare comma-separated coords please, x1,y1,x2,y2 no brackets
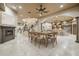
43,11,48,13
28,11,31,14
40,4,43,9
35,11,39,13
36,8,39,11
43,8,46,10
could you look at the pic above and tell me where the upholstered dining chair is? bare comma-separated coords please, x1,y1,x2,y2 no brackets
34,33,48,48
35,33,45,47
50,33,57,47
40,34,48,48
28,32,37,43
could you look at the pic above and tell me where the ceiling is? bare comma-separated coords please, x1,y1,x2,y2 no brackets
6,3,79,20
43,16,73,23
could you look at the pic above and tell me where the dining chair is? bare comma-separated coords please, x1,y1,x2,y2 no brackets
28,32,36,43
50,33,57,47
44,34,48,48
37,33,45,48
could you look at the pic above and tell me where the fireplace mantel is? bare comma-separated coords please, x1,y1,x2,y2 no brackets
0,24,16,27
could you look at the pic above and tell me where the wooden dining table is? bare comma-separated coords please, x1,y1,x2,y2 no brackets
28,31,58,47
29,31,58,35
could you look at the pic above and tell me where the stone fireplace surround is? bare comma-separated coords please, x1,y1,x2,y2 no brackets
0,25,15,43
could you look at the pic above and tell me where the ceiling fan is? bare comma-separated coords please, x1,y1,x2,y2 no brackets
36,4,48,16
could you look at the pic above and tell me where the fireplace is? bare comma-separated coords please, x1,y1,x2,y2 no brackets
5,29,13,36
0,25,15,43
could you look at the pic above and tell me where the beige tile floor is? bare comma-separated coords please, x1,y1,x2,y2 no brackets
0,32,79,56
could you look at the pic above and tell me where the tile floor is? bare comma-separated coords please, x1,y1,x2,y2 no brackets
0,32,79,56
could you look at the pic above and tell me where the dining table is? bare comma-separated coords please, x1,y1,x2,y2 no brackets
28,30,58,47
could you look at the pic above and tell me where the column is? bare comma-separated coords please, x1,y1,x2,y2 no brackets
71,22,73,34
76,17,79,43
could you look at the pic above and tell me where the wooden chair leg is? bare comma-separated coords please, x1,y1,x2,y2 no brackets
52,40,54,47
55,39,57,45
53,38,57,47
51,38,55,47
34,38,37,45
45,39,48,48
45,42,48,48
39,39,41,48
30,37,33,43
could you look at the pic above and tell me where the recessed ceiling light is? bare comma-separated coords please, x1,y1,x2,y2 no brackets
19,6,22,9
73,17,76,21
22,19,26,22
63,21,67,25
39,14,42,16
60,5,64,8
56,16,58,17
20,15,23,17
